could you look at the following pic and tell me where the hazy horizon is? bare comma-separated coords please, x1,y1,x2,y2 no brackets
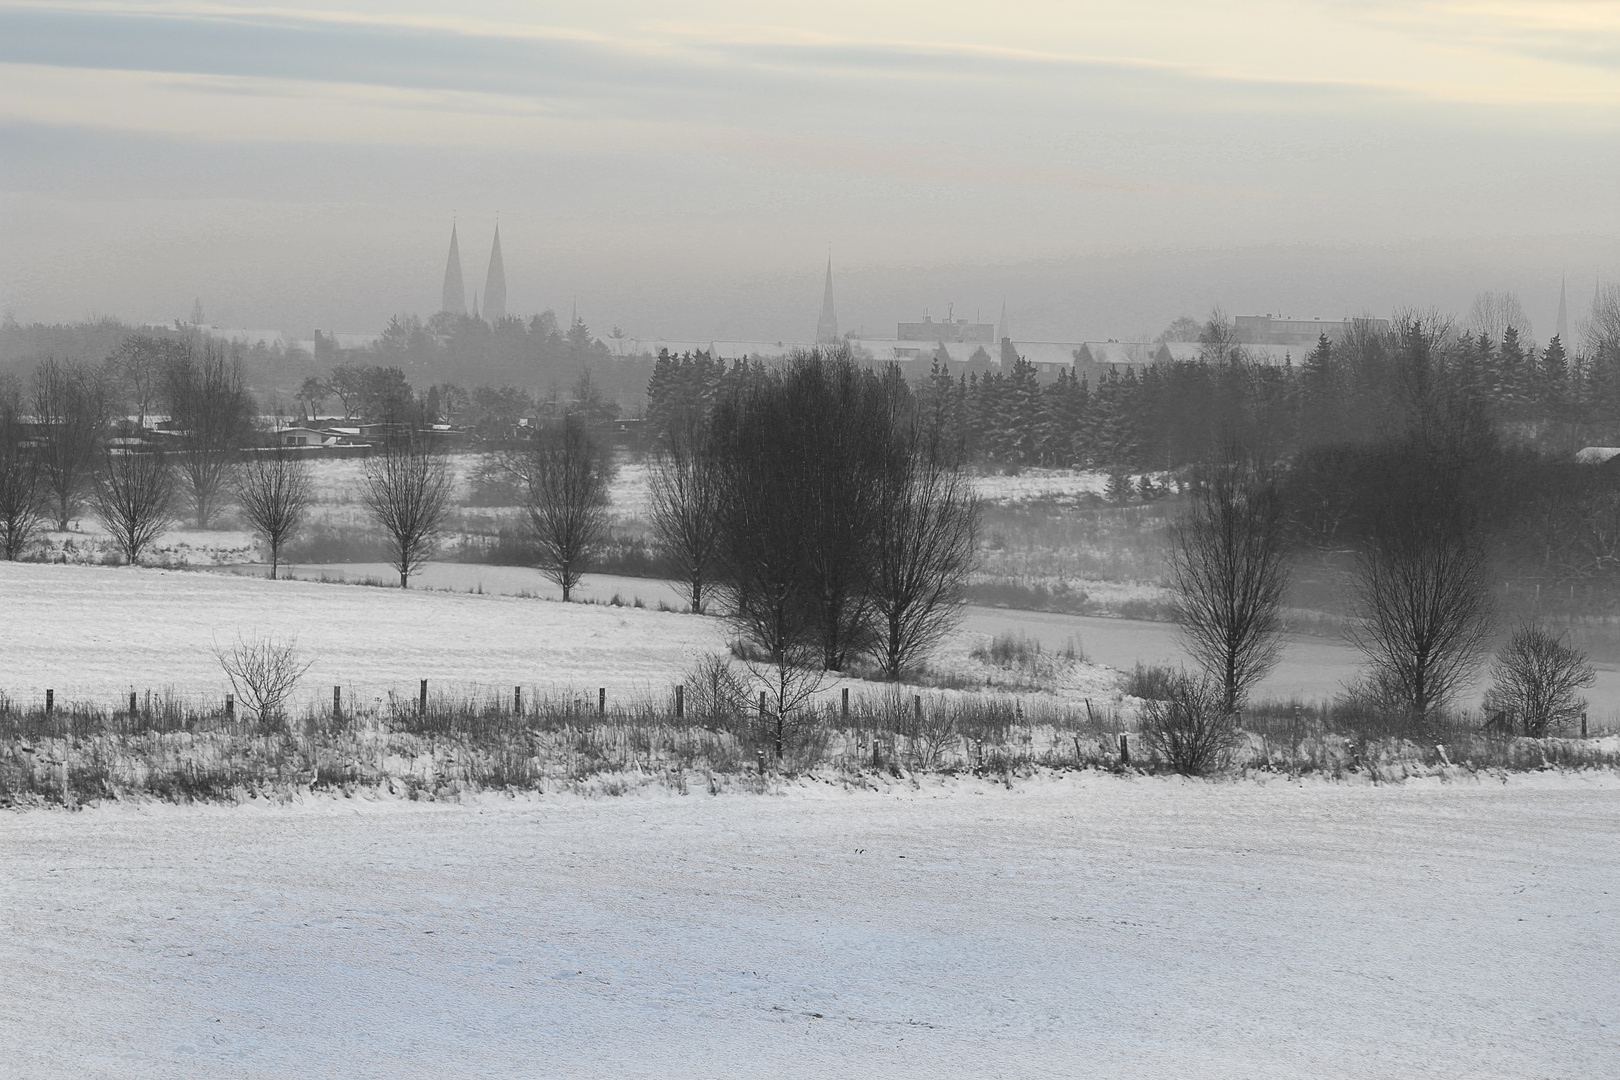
4,1,1620,342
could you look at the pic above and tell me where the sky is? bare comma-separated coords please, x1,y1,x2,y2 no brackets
3,1,1620,342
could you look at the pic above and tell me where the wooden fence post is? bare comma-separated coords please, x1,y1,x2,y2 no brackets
419,679,428,716
129,691,137,716
598,687,606,717
1118,732,1131,766
225,694,234,720
758,690,766,719
514,685,522,717
674,684,684,719
914,695,923,726
841,687,849,723
1581,711,1588,738
333,685,342,718
45,689,53,715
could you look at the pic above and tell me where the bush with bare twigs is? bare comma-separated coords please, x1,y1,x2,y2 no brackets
213,634,314,726
1138,673,1236,776
1484,624,1595,737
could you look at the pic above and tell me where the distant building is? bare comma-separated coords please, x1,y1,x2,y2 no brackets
1234,314,1389,348
896,315,995,345
1153,341,1299,366
441,223,466,315
200,326,285,350
816,258,838,344
484,226,507,323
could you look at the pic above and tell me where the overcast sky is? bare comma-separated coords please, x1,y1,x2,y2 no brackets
3,1,1619,341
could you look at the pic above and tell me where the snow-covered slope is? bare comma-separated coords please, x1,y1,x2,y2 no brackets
0,562,728,706
3,772,1614,1078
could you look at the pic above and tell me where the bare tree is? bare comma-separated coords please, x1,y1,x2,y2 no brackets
1351,463,1493,723
360,433,453,588
1484,624,1595,737
648,415,723,612
114,334,172,429
92,447,176,566
0,380,43,559
515,414,613,602
236,449,312,580
866,423,979,680
32,358,107,530
213,633,314,728
1168,449,1291,715
1466,289,1532,344
164,339,254,528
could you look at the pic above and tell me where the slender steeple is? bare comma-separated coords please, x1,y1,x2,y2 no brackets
441,223,466,315
815,256,838,344
484,224,507,323
1557,275,1569,345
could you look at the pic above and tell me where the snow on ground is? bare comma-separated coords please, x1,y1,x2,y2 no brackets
0,562,728,708
2,772,1615,1079
969,468,1112,503
35,527,259,568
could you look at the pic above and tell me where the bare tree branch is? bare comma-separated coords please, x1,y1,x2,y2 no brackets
235,449,312,580
360,434,453,588
91,446,176,566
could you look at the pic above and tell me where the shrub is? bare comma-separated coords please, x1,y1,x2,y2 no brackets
213,634,314,727
1126,662,1178,701
1484,624,1595,737
1138,673,1235,776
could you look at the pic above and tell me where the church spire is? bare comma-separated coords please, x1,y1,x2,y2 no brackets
484,224,507,323
441,223,466,315
1557,274,1569,345
816,256,838,344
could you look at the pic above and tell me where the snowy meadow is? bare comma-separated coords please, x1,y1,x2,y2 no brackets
4,773,1617,1079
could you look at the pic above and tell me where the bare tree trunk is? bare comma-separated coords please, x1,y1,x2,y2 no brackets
32,359,106,532
164,339,253,529
91,447,176,566
1168,447,1290,715
236,449,311,583
518,413,612,602
360,435,453,589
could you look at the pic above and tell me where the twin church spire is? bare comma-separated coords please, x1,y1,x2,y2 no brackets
441,222,506,322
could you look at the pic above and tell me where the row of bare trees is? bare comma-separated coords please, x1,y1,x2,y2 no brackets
1165,420,1593,769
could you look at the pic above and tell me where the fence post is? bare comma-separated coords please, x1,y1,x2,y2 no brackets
514,685,523,717
1581,711,1588,738
841,687,849,723
1118,732,1131,766
419,679,428,716
758,690,766,719
129,691,137,717
598,687,606,717
333,685,342,718
45,689,53,715
914,695,923,725
674,684,684,719
225,694,234,720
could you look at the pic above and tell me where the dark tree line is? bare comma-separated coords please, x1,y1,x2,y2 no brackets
649,346,979,693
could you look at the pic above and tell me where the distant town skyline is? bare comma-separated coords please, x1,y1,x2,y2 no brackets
4,2,1620,341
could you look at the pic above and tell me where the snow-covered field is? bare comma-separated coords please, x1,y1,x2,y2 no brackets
969,466,1113,502
3,773,1615,1079
0,562,1129,710
0,562,728,707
